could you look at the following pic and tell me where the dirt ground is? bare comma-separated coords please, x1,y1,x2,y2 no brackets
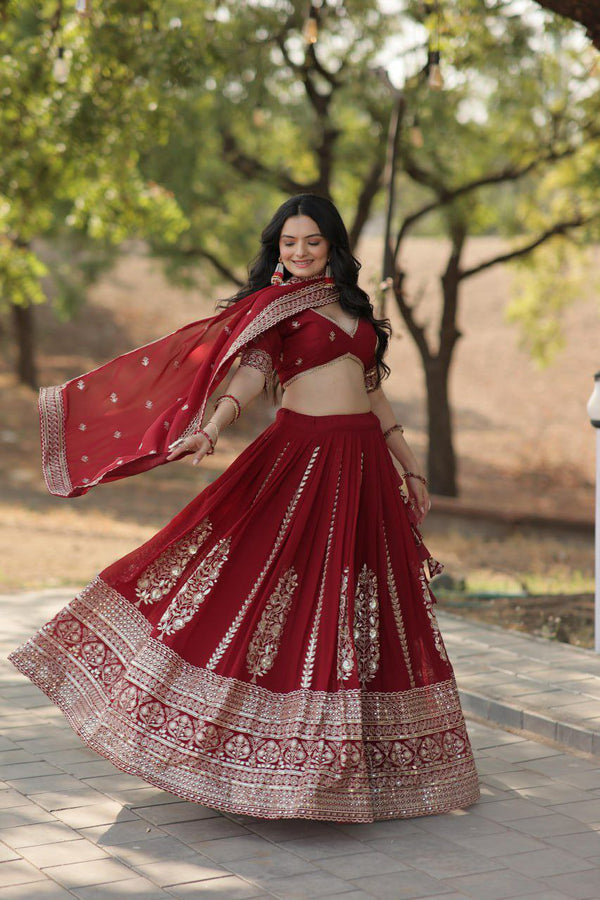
1,236,596,645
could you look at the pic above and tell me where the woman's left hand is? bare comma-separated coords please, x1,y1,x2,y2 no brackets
406,476,431,524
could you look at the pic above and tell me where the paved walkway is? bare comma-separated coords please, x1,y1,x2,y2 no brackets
0,589,599,899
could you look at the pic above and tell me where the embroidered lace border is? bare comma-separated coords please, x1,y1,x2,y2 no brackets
9,577,480,823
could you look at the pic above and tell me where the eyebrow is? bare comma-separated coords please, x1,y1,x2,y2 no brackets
281,233,323,238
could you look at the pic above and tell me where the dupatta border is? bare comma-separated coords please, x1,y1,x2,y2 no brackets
185,281,340,435
39,384,73,498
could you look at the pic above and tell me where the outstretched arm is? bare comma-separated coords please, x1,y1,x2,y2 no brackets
369,384,431,523
166,364,267,465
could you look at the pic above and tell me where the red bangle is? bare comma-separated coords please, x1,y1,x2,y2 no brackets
215,393,241,421
197,428,215,455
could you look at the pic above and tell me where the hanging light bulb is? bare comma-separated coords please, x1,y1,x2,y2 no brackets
428,49,444,90
75,0,91,16
304,4,318,44
53,46,70,83
409,114,424,148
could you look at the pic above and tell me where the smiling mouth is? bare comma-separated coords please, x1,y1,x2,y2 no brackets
292,260,313,265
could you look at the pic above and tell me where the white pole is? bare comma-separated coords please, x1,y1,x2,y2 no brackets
587,372,600,654
596,430,600,654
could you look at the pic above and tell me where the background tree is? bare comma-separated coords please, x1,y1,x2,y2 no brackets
0,0,190,387
533,0,600,48
383,1,600,495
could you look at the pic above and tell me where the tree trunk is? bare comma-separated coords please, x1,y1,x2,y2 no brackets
11,302,38,389
424,357,456,496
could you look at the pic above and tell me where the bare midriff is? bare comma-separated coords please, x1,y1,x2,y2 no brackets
281,357,372,416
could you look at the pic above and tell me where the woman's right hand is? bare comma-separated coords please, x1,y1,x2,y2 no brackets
166,428,216,465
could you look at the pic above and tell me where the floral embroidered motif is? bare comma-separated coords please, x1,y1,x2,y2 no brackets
336,567,355,681
354,564,380,685
295,357,303,366
110,393,118,403
291,320,300,328
78,423,87,431
135,518,213,606
81,455,88,462
364,366,378,393
145,400,153,409
77,380,85,390
246,567,298,682
141,356,150,366
419,571,448,662
113,431,121,439
329,331,336,341
156,536,232,638
238,347,273,382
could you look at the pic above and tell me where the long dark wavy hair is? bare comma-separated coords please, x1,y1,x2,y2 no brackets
218,193,391,398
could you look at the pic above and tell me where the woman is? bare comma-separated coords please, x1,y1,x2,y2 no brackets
9,194,479,823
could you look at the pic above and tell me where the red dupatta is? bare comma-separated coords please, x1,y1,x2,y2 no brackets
40,274,338,498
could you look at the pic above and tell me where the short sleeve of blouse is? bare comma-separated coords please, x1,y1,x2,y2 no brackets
364,363,379,393
238,326,282,385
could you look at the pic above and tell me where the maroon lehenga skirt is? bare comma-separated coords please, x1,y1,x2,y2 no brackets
9,408,479,823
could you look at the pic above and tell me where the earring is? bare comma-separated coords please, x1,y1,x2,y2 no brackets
325,259,332,278
271,257,285,285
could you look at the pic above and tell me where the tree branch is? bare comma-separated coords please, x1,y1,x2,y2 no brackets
180,247,245,286
220,128,309,194
460,213,598,280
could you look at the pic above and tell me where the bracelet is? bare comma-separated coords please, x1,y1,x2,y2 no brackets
402,471,428,487
215,394,241,422
197,427,215,455
203,419,220,440
383,423,404,440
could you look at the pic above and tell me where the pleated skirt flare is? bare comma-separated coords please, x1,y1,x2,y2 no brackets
9,408,480,823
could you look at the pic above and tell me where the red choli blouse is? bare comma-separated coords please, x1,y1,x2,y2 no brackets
238,305,379,393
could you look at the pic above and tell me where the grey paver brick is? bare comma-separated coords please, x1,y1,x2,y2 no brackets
268,832,371,861
0,798,53,828
0,762,60,781
6,774,87,795
545,831,600,858
161,816,252,844
0,878,75,898
134,857,230,886
542,869,600,899
0,858,47,886
42,857,137,888
133,801,218,826
72,878,170,900
78,820,162,846
0,842,19,862
349,869,447,899
255,869,363,899
496,847,596,877
32,787,107,811
0,821,76,849
510,813,589,838
190,834,283,862
20,837,109,868
553,798,600,824
473,797,553,822
107,835,197,866
165,875,270,899
225,848,317,883
446,867,545,899
53,802,139,829
315,849,409,879
0,790,30,810
449,830,547,857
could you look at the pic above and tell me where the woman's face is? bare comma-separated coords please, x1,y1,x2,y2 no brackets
278,215,331,278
